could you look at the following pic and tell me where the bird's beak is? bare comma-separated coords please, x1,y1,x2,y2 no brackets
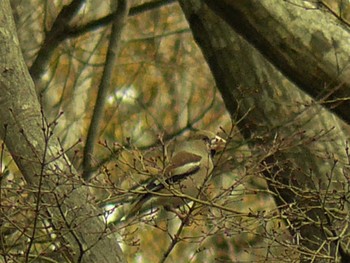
210,135,226,153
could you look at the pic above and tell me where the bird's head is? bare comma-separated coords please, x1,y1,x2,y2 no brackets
191,130,226,157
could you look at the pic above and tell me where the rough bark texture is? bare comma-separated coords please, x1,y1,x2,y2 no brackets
0,1,125,262
179,0,350,261
203,0,350,125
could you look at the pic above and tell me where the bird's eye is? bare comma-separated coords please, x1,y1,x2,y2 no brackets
202,136,211,144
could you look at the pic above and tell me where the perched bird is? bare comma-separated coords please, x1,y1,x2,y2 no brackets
108,131,226,223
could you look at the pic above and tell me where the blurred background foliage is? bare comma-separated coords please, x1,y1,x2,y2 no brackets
14,0,228,148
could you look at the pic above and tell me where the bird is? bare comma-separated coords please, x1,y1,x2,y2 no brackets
106,131,226,223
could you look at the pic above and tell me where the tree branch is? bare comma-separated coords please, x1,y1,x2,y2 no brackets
29,0,176,86
29,0,85,85
0,1,126,261
203,0,350,125
82,0,129,181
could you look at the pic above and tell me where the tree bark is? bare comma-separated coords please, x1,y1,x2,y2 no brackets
179,0,350,261
0,1,125,262
203,0,350,125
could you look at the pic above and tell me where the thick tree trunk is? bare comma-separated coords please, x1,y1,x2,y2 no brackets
0,1,125,262
179,1,350,262
203,0,350,125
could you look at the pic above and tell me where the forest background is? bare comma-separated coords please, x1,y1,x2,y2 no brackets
1,0,350,262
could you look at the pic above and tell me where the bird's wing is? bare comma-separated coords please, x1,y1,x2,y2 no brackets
123,151,203,217
135,150,202,194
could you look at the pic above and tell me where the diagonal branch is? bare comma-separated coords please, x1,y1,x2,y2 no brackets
29,0,176,86
29,0,85,84
82,0,129,181
203,0,350,125
67,0,177,39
